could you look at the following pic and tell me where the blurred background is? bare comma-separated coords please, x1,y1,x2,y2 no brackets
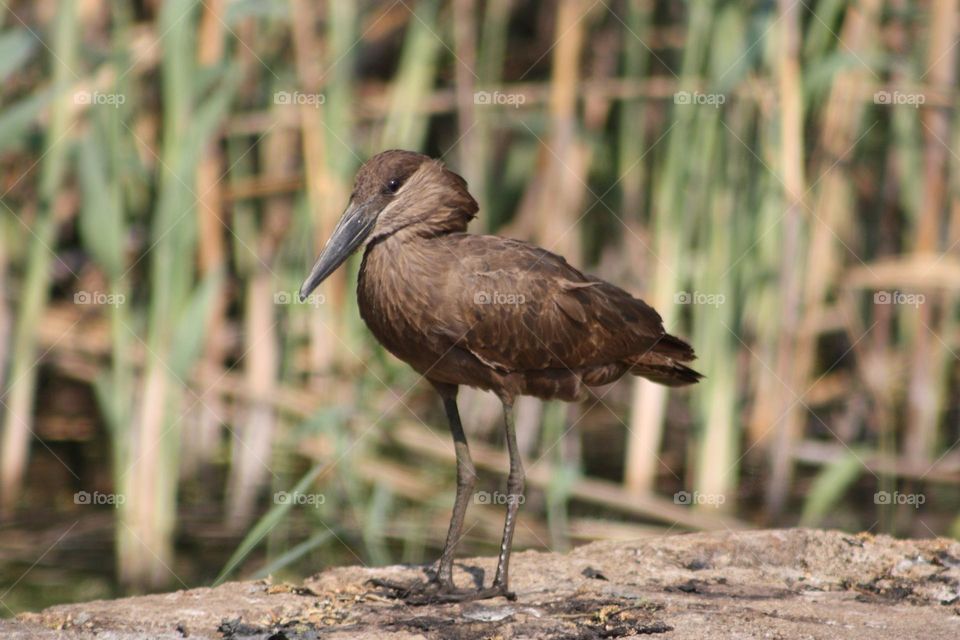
2,0,959,615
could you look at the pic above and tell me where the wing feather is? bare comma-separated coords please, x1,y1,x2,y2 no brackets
433,234,679,373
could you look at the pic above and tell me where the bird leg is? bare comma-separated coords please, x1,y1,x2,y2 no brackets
369,391,485,603
492,399,523,597
369,393,523,604
436,393,478,586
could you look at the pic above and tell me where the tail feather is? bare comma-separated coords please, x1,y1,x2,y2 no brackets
628,332,703,386
653,332,697,362
629,361,703,386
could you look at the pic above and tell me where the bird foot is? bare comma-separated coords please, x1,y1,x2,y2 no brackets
367,576,516,605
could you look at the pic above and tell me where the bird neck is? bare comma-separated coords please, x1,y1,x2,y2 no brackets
358,232,443,342
362,230,445,269
369,203,474,245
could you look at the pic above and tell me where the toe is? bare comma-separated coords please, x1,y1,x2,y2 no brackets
368,574,516,605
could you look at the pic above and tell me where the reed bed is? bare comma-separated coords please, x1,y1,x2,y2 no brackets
0,0,958,607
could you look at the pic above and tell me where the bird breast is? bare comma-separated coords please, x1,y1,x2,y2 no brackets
357,235,448,370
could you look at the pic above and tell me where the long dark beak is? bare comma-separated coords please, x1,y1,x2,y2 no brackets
299,203,375,301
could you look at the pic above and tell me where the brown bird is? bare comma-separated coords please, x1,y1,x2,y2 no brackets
299,149,701,604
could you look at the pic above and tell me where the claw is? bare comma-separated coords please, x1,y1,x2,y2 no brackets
366,576,514,605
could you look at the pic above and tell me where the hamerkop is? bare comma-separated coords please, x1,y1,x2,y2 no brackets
299,149,701,603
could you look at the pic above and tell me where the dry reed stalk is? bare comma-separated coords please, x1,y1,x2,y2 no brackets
625,380,667,493
226,273,279,528
759,0,807,511
383,1,444,149
119,0,241,587
617,0,653,222
453,0,481,204
625,0,712,497
946,12,960,537
189,0,229,473
766,0,882,516
566,517,668,541
0,228,9,422
533,0,591,266
225,125,293,529
857,0,926,503
0,0,78,514
904,0,957,466
124,362,172,586
224,175,304,201
794,439,960,484
289,0,343,385
748,0,807,456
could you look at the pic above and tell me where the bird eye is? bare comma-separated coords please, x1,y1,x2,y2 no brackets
386,178,402,194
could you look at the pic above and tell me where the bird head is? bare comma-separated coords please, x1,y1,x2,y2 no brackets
299,149,477,301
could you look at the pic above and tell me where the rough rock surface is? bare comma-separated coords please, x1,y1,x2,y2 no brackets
6,528,960,639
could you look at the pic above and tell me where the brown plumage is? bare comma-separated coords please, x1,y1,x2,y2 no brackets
300,149,701,604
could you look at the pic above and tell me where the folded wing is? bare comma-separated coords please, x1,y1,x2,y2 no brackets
430,235,695,376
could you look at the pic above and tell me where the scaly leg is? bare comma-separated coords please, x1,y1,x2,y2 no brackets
492,399,523,598
370,387,484,603
435,393,477,586
369,391,523,604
